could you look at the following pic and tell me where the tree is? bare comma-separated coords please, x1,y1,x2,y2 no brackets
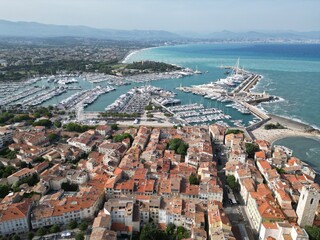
110,123,118,130
176,226,190,240
33,157,45,163
79,221,88,231
176,142,188,155
17,173,39,187
0,184,10,198
145,104,153,111
36,227,47,236
19,161,28,169
54,120,62,128
189,173,200,185
68,220,78,230
245,143,260,159
305,226,320,240
75,232,84,240
165,223,176,236
48,133,59,143
113,133,133,144
276,168,286,174
50,224,60,233
168,138,188,155
226,129,243,135
226,175,240,192
32,119,52,127
140,223,167,240
61,182,79,192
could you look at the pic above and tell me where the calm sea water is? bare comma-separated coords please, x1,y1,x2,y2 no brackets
273,137,320,173
125,43,320,168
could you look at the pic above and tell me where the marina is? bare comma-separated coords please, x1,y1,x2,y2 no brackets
0,58,275,128
167,103,232,125
105,85,178,114
60,85,115,110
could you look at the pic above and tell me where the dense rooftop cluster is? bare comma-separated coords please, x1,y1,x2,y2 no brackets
0,122,318,239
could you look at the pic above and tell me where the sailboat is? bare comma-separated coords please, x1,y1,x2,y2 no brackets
194,65,202,74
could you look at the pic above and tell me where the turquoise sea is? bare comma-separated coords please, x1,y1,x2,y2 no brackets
123,43,320,169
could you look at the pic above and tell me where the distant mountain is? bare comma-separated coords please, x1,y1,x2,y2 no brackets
0,20,318,41
0,20,182,41
204,30,320,40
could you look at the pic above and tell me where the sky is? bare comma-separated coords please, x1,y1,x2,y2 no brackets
0,0,319,32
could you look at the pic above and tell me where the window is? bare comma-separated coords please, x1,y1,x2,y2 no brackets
310,198,314,205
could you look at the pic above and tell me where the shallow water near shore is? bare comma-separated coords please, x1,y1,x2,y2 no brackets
273,137,320,173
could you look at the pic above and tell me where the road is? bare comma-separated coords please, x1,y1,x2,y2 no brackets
213,141,256,240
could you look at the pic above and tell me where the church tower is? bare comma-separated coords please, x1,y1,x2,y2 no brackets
296,184,320,227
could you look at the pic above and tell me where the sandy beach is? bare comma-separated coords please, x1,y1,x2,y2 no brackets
250,113,320,143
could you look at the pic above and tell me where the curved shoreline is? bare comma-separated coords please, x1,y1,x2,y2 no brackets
121,46,160,63
250,113,320,144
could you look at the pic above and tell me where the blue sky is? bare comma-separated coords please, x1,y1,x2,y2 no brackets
0,0,319,32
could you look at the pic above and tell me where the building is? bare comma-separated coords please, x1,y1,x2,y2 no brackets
7,168,36,185
0,128,13,148
209,124,226,143
296,184,320,227
0,200,32,236
31,187,104,229
259,222,309,240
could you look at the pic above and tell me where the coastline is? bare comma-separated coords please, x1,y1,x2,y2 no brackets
250,113,320,144
121,46,160,63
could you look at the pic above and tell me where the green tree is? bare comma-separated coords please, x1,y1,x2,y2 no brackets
189,173,200,185
168,138,189,155
165,222,176,236
79,221,88,231
245,143,260,159
19,161,28,169
305,226,320,240
48,133,59,143
36,227,47,236
68,220,78,230
176,142,188,155
33,157,45,163
225,129,243,135
140,223,167,240
75,232,84,240
110,123,118,130
113,133,133,144
50,224,60,233
0,165,17,178
0,184,10,198
176,226,190,240
276,168,286,174
61,182,79,192
32,119,52,127
145,104,153,111
168,138,182,151
17,173,39,187
226,175,240,192
54,120,62,128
